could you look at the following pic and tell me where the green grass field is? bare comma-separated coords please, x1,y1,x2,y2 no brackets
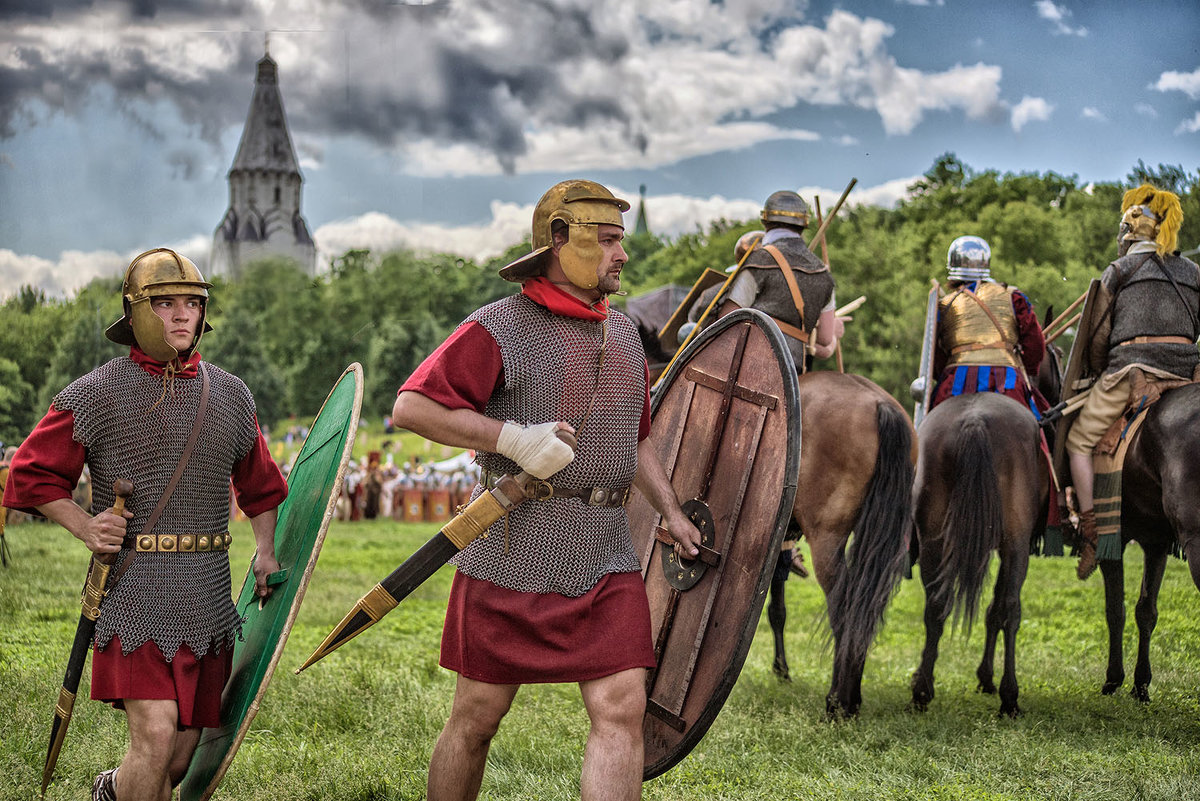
2,518,1198,801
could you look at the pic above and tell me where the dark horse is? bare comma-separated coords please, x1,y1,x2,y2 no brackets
767,372,917,717
1097,382,1200,702
910,391,1048,717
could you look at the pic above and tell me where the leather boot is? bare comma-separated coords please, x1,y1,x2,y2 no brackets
1076,508,1098,581
789,550,809,579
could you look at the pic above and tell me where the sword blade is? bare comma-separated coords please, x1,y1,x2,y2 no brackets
296,476,529,673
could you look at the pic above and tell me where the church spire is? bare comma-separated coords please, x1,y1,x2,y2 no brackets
634,184,650,236
211,47,315,278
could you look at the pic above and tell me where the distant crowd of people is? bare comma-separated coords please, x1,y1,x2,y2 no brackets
336,449,481,523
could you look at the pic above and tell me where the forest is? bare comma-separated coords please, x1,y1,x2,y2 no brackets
1,154,1197,445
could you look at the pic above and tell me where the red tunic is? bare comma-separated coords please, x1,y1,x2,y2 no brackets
3,347,287,724
400,278,655,683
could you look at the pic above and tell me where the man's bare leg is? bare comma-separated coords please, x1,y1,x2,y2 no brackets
115,699,187,801
1068,450,1095,512
427,675,519,801
579,668,646,801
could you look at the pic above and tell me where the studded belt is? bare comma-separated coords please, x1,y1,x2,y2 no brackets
482,470,631,507
122,532,232,553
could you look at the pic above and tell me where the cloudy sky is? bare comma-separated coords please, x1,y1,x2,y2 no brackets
2,0,1198,299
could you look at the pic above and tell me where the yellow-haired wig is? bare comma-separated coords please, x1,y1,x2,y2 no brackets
1122,183,1183,255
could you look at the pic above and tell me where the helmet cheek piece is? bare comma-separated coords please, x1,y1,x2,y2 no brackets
128,296,180,363
558,223,602,290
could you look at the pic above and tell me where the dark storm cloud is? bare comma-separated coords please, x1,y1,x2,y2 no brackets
0,0,251,19
1,0,639,173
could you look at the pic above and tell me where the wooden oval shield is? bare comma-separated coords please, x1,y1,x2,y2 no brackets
179,363,363,801
630,309,801,781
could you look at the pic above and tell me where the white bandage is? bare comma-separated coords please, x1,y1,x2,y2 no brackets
496,421,575,479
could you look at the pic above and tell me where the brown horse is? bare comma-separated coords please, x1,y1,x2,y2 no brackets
909,391,1048,717
1097,383,1200,702
766,372,917,717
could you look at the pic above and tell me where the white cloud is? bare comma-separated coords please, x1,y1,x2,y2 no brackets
1034,1,1088,36
833,134,860,146
1011,96,1054,132
1134,102,1158,118
1175,111,1200,135
896,0,945,5
1153,68,1200,100
1081,107,1106,122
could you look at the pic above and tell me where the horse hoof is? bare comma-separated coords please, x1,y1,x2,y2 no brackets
999,704,1022,719
977,680,997,695
1131,685,1151,704
1101,681,1121,695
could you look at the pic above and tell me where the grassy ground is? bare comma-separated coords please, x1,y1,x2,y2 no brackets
2,518,1198,801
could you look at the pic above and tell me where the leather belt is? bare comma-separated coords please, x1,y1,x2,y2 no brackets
122,532,232,553
482,471,631,507
1117,335,1193,346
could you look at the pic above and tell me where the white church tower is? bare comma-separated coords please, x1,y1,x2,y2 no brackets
211,48,316,278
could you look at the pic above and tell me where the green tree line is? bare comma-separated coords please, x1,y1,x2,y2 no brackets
1,155,1196,445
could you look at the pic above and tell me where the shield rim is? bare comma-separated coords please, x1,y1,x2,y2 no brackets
183,362,363,801
642,308,801,780
913,281,940,428
1052,278,1102,480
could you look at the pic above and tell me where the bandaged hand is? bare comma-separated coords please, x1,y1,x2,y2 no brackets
496,421,575,479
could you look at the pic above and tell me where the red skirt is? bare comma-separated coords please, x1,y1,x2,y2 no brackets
91,638,232,729
441,570,654,684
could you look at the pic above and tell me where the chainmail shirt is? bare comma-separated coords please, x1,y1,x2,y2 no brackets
453,293,645,597
54,357,260,660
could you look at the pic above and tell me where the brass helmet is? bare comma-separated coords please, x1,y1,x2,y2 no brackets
499,179,630,289
760,190,809,228
947,235,991,282
105,248,213,362
1119,184,1182,256
734,230,764,263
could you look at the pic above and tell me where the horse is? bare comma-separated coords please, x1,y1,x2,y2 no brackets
1096,382,1200,702
765,371,917,718
909,390,1049,717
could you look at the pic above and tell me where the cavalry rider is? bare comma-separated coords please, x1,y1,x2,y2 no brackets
716,190,842,372
391,179,701,801
3,249,287,801
1065,184,1200,580
929,236,1046,414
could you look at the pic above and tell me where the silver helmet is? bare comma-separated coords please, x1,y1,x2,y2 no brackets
946,236,991,282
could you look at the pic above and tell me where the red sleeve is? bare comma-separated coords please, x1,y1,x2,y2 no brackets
639,361,651,442
1012,291,1045,376
231,414,289,518
399,322,504,412
2,404,86,513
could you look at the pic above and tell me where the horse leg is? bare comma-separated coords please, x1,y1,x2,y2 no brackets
1131,545,1169,703
807,530,851,718
767,551,791,682
976,594,1001,696
1100,553,1126,694
994,548,1029,717
910,544,947,712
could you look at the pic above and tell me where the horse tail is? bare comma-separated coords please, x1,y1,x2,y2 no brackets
931,415,1001,633
827,400,915,681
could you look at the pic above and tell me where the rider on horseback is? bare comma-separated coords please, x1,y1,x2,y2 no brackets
1064,184,1200,580
928,236,1048,415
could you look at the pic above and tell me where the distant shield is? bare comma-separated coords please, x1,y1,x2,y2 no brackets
657,268,728,353
179,363,363,801
1052,278,1103,481
913,282,940,428
628,309,801,781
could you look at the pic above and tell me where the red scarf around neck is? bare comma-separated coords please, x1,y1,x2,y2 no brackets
522,276,609,321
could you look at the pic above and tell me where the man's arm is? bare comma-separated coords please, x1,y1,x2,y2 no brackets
249,508,280,598
392,391,505,452
634,439,701,557
36,497,129,555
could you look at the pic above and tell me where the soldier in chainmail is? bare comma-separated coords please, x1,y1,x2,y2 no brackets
392,179,701,801
3,249,287,801
1065,185,1200,580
